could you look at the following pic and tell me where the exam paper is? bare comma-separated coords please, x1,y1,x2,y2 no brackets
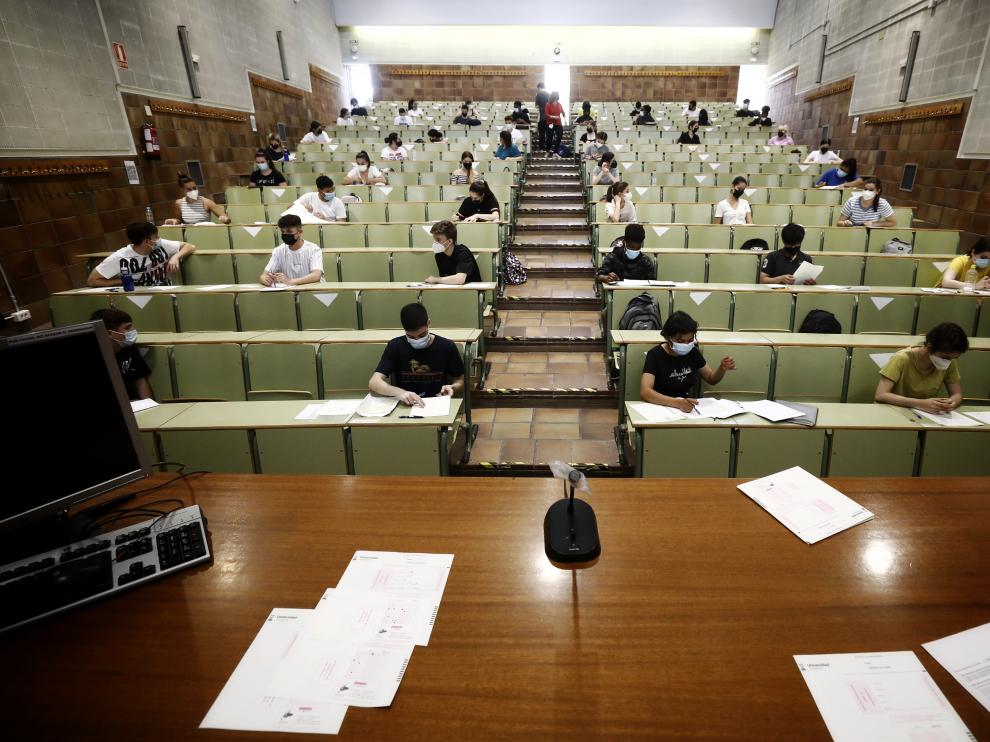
336,551,453,601
792,261,824,285
318,399,363,417
959,410,990,425
200,609,347,735
130,398,160,413
738,466,874,544
691,397,745,419
294,404,324,421
923,621,990,713
795,651,973,742
628,401,687,422
911,409,982,427
354,394,399,418
311,588,438,646
261,284,289,291
739,399,804,422
618,279,652,287
409,395,451,418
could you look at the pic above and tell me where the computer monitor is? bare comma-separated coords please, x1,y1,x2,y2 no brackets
0,321,150,530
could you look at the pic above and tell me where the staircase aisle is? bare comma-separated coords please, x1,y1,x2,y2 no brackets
455,142,629,475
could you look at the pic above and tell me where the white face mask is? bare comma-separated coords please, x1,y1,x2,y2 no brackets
185,189,199,200
432,241,447,254
861,190,876,201
407,334,430,350
930,354,952,370
670,340,696,356
357,164,368,172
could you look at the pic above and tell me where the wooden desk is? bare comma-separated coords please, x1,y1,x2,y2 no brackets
3,475,988,740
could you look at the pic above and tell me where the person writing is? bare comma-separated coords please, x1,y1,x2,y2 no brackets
425,221,482,285
453,105,481,127
836,177,895,227
816,158,863,189
875,323,967,414
164,173,230,225
936,237,990,290
640,311,736,413
635,105,656,126
259,214,324,286
605,182,636,223
454,181,499,223
300,121,330,145
292,176,347,222
248,151,286,188
677,121,700,145
90,309,153,401
342,151,388,185
88,222,195,287
759,222,815,285
596,223,655,283
495,130,522,160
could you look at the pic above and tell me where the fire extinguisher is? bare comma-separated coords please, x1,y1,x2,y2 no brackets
141,123,161,160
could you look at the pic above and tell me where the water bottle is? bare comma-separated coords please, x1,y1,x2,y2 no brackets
121,262,135,292
963,265,978,292
145,206,154,224
283,149,289,162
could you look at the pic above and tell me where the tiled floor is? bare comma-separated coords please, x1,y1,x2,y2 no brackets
495,310,603,339
468,407,619,465
511,230,590,246
504,278,598,299
512,249,593,269
515,216,588,228
484,351,608,389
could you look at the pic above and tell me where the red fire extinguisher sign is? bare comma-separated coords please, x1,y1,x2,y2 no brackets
113,42,128,69
141,123,161,160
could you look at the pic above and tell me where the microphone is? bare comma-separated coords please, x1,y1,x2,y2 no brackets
544,462,601,565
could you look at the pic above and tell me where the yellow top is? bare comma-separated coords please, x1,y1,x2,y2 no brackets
879,347,960,399
937,254,990,287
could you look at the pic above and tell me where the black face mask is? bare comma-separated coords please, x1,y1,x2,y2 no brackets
316,129,323,136
732,189,745,199
281,232,297,246
777,131,785,137
821,146,829,153
783,246,799,257
462,161,473,169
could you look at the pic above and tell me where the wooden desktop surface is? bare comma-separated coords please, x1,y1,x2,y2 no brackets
3,475,989,740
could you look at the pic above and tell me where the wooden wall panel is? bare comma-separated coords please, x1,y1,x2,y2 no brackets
371,65,544,104
571,66,739,104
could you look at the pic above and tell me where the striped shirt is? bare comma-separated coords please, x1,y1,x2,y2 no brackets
840,195,893,225
450,169,472,185
180,197,209,224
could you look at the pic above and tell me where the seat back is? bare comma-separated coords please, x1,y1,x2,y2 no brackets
246,343,319,398
172,343,246,400
175,293,237,332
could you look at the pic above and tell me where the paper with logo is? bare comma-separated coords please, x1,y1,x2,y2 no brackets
409,395,451,418
794,651,973,741
923,621,990,712
355,394,399,418
738,466,874,544
126,295,153,310
312,292,337,307
310,588,438,647
792,261,824,285
200,609,347,734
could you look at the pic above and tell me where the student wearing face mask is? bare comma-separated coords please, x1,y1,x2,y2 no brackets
502,117,525,147
407,99,422,118
300,120,330,145
424,220,482,285
88,221,195,287
349,98,368,117
165,172,229,226
875,322,967,414
544,91,566,154
513,100,531,125
585,131,610,160
265,133,287,164
342,151,387,185
455,180,500,223
937,237,990,290
591,153,618,186
635,105,656,126
677,121,700,145
575,101,595,125
454,105,481,127
816,158,863,189
393,108,413,126
259,214,324,287
605,182,636,223
597,223,655,284
249,151,286,188
748,106,773,127
759,222,815,285
768,125,794,146
381,133,408,162
337,108,354,126
292,176,347,222
495,130,522,160
805,139,842,164
450,152,476,185
713,176,753,225
640,311,736,414
837,177,895,227
90,309,153,401
369,302,465,408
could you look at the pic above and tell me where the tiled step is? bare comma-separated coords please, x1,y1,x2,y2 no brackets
516,204,586,216
497,297,600,310
487,336,603,352
510,240,592,251
523,171,579,179
525,266,595,278
511,249,593,270
523,180,582,190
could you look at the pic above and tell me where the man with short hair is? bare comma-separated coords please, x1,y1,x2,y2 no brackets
805,139,843,165
90,308,152,400
293,176,347,222
597,224,656,284
260,214,324,286
368,303,465,407
88,222,195,287
425,220,482,285
759,222,816,285
453,105,481,127
535,82,550,152
349,98,368,116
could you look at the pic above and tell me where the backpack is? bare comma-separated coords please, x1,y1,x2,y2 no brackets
618,293,662,331
556,144,572,158
502,250,527,285
881,237,912,255
739,238,769,251
799,309,841,334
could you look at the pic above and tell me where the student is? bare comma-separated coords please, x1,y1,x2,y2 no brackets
342,151,387,185
260,214,323,286
714,177,753,225
369,302,465,407
937,236,990,290
300,121,330,145
293,175,347,222
454,105,481,126
450,152,476,185
381,133,408,162
597,223,655,283
544,91,565,154
735,99,754,117
425,220,482,285
393,108,413,126
249,151,286,188
349,98,368,116
165,172,229,226
875,322,967,414
682,100,698,117
640,311,736,413
697,109,711,127
635,105,656,126
495,130,522,160
535,82,550,152
677,121,700,145
630,101,643,118
805,139,842,164
605,182,636,223
90,308,152,401
454,180,499,223
576,101,595,125
88,222,195,287
511,110,531,129
584,131,610,160
407,99,422,118
337,108,354,126
837,177,895,227
264,133,287,164
513,100,531,125
768,125,794,145
591,153,618,186
749,106,773,127
428,128,447,144
502,117,525,147
816,158,863,189
759,222,815,285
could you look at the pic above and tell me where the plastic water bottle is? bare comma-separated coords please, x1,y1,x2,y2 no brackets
283,149,289,162
121,262,135,292
963,265,978,293
145,206,154,224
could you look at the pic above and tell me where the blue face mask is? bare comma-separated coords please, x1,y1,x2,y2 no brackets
974,258,990,269
321,191,335,202
625,248,640,261
407,334,430,350
115,328,138,347
670,340,696,356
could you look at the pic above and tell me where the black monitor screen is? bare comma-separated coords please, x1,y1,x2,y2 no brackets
0,324,147,526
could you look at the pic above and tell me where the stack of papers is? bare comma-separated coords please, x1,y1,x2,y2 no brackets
737,466,874,544
409,396,451,418
911,409,983,427
923,621,990,712
739,400,805,422
691,397,746,419
202,551,454,735
130,398,159,413
294,399,365,421
792,261,824,285
355,394,399,418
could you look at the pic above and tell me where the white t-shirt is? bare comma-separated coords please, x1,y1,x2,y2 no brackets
805,149,842,164
300,131,331,144
295,192,347,222
381,146,407,161
264,240,324,281
605,199,637,223
407,108,422,118
95,239,182,286
393,116,413,126
507,127,524,146
682,106,699,117
715,198,751,225
336,117,353,126
346,164,384,181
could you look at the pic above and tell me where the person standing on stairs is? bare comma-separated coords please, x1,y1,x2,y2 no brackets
535,82,550,152
544,91,565,156
597,224,655,284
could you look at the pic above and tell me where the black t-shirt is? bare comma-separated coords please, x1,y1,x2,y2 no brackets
265,146,286,163
643,345,706,397
351,106,368,116
535,91,550,118
635,114,656,125
250,167,286,186
598,241,657,280
116,345,151,400
576,114,593,124
761,249,813,279
677,132,700,144
435,244,482,283
457,193,499,220
374,335,465,397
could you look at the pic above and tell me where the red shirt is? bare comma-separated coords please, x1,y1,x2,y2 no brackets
544,101,563,125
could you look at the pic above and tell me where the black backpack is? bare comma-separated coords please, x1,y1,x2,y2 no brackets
799,309,841,334
618,293,662,331
502,250,527,285
739,238,769,251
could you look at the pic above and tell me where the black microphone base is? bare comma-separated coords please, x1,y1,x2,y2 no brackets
544,498,601,564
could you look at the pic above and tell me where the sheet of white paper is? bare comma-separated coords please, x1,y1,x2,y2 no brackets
336,551,454,599
649,280,676,287
689,291,710,305
281,202,326,224
317,399,363,417
311,588,437,647
738,466,874,544
313,292,337,307
960,410,990,425
739,400,804,422
628,401,687,422
295,403,323,421
924,622,990,712
652,226,669,237
355,394,399,418
421,225,433,233
619,279,652,287
744,188,757,197
708,163,720,171
130,398,160,413
269,188,285,198
797,164,810,172
613,144,624,150
933,261,951,273
922,287,956,294
795,651,973,742
870,296,894,310
622,162,633,170
763,283,787,289
126,295,153,310
261,284,288,291
692,397,746,419
200,609,347,735
409,395,451,418
911,409,982,427
869,352,895,368
792,261,824,285
377,186,393,196
820,184,839,190
197,284,232,291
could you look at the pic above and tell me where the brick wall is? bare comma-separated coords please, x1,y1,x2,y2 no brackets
571,66,739,105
